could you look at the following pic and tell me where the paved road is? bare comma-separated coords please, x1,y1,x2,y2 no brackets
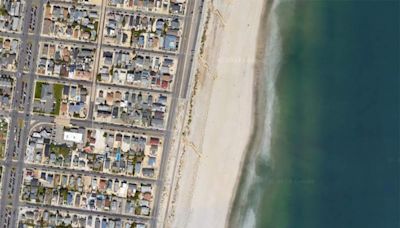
0,31,98,47
88,0,107,121
102,43,178,57
49,0,99,7
26,164,157,184
7,1,46,227
20,202,150,223
0,0,36,226
179,3,205,99
30,114,165,136
106,5,185,20
97,81,173,95
150,0,205,227
33,73,93,86
0,160,156,185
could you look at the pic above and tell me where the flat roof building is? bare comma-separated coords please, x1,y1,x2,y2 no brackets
63,131,83,143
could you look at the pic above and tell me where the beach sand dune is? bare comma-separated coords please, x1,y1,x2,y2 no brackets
165,0,267,227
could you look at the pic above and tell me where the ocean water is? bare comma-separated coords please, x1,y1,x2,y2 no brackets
230,0,400,228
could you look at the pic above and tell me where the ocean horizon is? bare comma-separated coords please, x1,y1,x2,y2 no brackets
229,0,399,227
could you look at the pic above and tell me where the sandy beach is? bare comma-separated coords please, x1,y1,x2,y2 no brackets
162,0,267,227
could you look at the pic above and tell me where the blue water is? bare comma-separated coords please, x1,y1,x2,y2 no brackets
230,0,400,227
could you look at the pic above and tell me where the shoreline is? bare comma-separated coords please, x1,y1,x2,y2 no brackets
167,0,269,227
225,2,400,228
227,0,283,226
225,0,274,226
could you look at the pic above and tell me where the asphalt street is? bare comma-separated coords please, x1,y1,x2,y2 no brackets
150,0,205,227
6,1,46,227
0,0,36,226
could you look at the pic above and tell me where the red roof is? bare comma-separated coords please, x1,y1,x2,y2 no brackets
84,146,92,153
149,137,160,145
99,179,107,191
143,192,152,201
161,80,169,89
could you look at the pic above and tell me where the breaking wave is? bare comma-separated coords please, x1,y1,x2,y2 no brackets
229,0,284,227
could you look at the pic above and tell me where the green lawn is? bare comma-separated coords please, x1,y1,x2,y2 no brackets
60,188,68,201
52,84,63,115
0,119,8,159
94,21,99,31
50,143,70,158
131,29,146,38
34,81,44,99
0,6,8,16
0,144,4,159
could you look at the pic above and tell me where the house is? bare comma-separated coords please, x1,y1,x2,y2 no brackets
69,102,85,115
99,179,107,192
40,83,52,101
143,192,152,201
170,1,184,14
140,206,150,215
142,168,154,177
138,35,145,47
171,19,180,30
149,137,159,145
139,200,149,207
67,192,74,205
163,34,177,50
155,19,164,31
152,116,164,128
158,94,167,105
141,185,152,193
134,162,141,175
103,51,113,65
147,157,156,166
97,104,112,114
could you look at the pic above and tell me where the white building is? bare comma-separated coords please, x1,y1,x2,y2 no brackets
63,131,83,143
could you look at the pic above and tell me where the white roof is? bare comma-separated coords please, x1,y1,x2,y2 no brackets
63,131,83,143
117,183,128,198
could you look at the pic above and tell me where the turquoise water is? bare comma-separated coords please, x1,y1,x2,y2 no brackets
230,0,399,227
